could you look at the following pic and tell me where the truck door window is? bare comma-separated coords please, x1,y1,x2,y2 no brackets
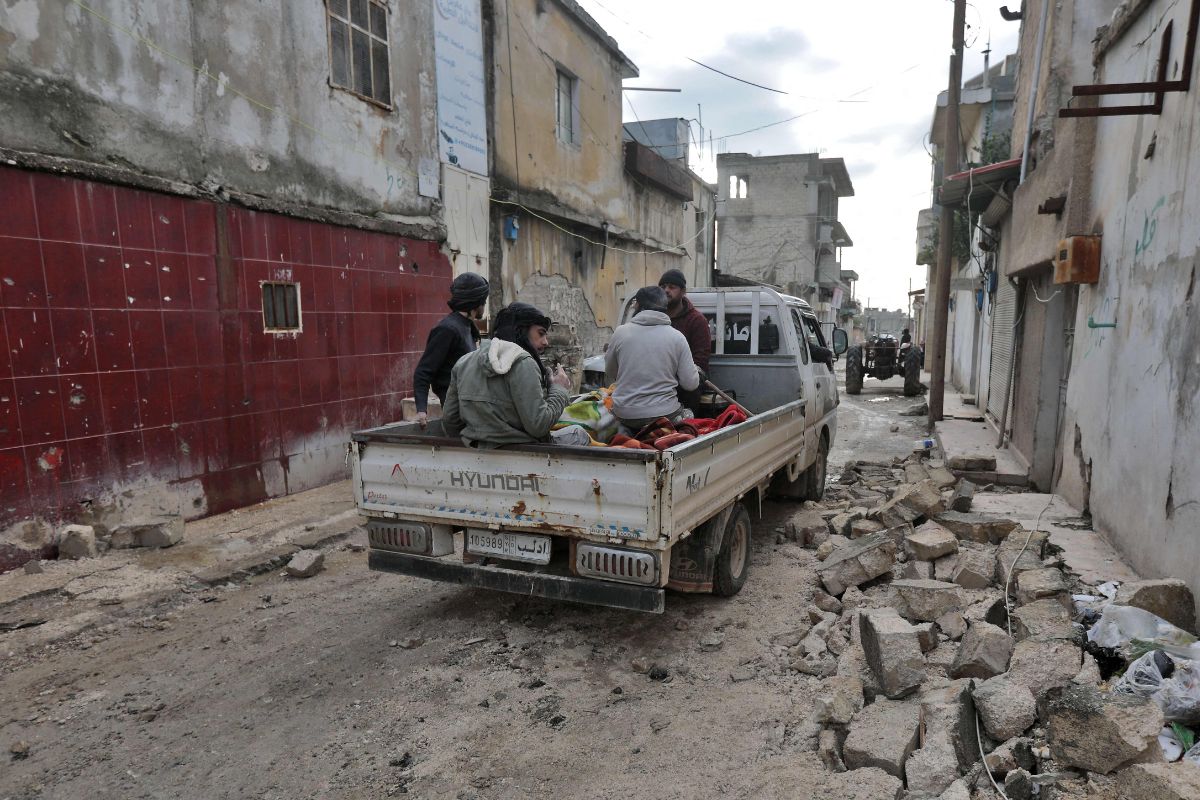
723,313,753,354
803,316,828,365
789,309,809,364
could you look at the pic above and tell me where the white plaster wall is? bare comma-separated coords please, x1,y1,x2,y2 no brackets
1059,0,1200,605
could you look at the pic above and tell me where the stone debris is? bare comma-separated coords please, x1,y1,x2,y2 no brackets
109,517,185,549
913,622,938,653
1113,579,1197,633
818,766,902,800
927,465,958,489
817,532,897,596
891,579,963,622
904,463,930,483
950,621,1013,679
818,728,846,773
902,560,934,580
842,698,921,779
848,519,884,539
1010,598,1075,641
946,454,996,472
831,509,866,537
949,480,975,512
906,739,960,795
1015,567,1071,607
905,522,959,561
973,676,1036,740
1113,762,1200,800
950,545,996,590
814,675,865,726
1046,685,1164,774
285,550,325,578
786,510,831,547
935,611,967,641
57,524,98,560
983,737,1035,776
1004,767,1034,800
859,609,925,699
920,680,981,771
933,553,958,582
1006,637,1083,700
933,511,1019,544
938,778,971,800
23,560,44,574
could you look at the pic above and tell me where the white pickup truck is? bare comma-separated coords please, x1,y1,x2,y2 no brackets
351,287,847,613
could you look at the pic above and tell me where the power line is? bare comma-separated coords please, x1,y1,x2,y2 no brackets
685,57,788,95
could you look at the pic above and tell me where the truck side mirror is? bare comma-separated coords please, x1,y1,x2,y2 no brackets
832,328,849,356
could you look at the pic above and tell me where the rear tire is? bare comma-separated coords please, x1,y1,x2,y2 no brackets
845,346,864,395
802,434,829,501
903,348,924,396
713,504,751,597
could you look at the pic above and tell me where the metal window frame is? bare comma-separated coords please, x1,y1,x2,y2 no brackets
555,67,579,145
261,281,304,333
326,0,393,110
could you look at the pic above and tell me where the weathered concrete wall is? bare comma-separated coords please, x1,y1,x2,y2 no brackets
1057,0,1200,604
0,0,440,225
716,153,821,291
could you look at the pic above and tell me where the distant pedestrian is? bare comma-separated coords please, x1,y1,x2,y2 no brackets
412,272,490,428
659,269,710,411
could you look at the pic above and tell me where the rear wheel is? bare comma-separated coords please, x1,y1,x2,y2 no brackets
713,504,751,597
845,346,864,394
802,433,829,501
903,348,924,396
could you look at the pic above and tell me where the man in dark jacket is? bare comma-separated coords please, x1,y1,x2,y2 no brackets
413,272,489,428
659,269,710,411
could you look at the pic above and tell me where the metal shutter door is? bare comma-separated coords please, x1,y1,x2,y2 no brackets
986,278,1016,422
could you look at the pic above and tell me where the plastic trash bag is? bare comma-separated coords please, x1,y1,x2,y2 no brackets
1114,650,1200,724
1088,605,1200,659
1115,650,1176,697
1186,741,1200,766
1160,726,1184,761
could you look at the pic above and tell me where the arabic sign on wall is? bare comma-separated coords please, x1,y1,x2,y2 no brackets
434,0,488,176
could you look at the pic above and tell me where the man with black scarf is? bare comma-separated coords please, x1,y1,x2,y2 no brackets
441,302,573,448
412,272,490,428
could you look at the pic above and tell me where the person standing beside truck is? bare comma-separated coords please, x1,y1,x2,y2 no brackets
606,286,700,432
412,272,490,428
659,269,710,411
441,302,573,449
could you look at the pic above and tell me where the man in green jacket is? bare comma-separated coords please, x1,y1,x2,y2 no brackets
442,303,573,448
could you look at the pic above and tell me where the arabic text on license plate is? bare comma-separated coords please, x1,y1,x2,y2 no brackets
466,531,552,564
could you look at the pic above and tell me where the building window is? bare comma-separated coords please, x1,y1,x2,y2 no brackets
729,175,749,199
262,282,302,332
327,0,391,107
556,69,578,144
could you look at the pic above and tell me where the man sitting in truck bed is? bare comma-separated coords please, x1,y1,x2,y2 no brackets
605,286,701,433
441,302,574,449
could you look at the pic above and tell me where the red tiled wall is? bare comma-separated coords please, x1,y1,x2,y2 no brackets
0,165,449,534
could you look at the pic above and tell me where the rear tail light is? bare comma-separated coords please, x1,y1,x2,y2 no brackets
367,519,453,556
574,544,658,586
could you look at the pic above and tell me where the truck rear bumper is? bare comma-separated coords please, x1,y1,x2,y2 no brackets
368,550,666,614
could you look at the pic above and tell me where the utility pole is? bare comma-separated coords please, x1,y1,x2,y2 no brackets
928,0,967,422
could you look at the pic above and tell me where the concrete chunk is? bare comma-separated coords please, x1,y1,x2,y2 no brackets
786,510,831,547
843,698,921,779
950,621,1013,679
285,549,325,578
928,465,958,489
902,560,935,580
814,675,865,726
1010,598,1075,641
109,517,184,549
1015,567,1070,607
57,524,98,560
859,609,926,699
906,522,959,561
818,766,902,800
949,480,975,512
1047,685,1164,774
906,740,960,795
818,728,846,773
933,511,1019,544
896,479,948,517
1114,762,1200,800
818,532,897,596
849,519,884,539
950,546,995,589
947,454,996,471
972,676,1036,740
914,622,938,653
1114,579,1197,634
920,679,981,770
935,611,967,640
891,579,964,622
1006,637,1082,700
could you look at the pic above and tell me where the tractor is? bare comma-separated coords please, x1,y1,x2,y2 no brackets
845,333,923,396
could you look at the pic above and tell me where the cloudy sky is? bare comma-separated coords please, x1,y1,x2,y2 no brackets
577,0,1020,310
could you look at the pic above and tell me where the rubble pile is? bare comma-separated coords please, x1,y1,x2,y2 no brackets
780,454,1200,798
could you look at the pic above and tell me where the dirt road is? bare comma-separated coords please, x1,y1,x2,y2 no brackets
0,376,926,800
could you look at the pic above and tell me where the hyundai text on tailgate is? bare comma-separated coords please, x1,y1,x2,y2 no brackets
352,288,846,613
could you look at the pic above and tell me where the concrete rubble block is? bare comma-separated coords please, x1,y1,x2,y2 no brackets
924,641,961,680
1046,684,1165,774
920,679,981,770
285,549,325,578
902,560,934,580
1006,637,1082,700
868,497,921,530
813,590,844,615
972,676,1037,741
963,592,1008,627
1074,652,1102,685
905,522,959,561
933,511,1020,545
818,766,902,800
1113,762,1200,800
994,547,1045,588
815,675,866,726
57,524,98,560
842,698,921,779
950,621,1013,679
1010,598,1075,641
913,622,938,653
936,611,968,641
1004,767,1033,800
947,454,996,472
791,654,837,678
1,518,56,571
786,510,831,547
817,532,897,596
836,641,883,702
859,608,926,699
934,553,959,582
831,509,866,537
938,778,971,800
848,519,885,539
904,463,931,484
1114,579,1197,634
982,737,1035,776
891,579,964,623
906,739,961,796
818,728,846,773
109,517,185,549
1014,567,1070,608
896,479,948,517
951,546,996,590
927,465,958,489
949,480,976,512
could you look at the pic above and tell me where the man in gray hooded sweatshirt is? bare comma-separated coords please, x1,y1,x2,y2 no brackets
606,285,701,431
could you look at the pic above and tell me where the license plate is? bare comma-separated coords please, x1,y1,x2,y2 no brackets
466,530,552,564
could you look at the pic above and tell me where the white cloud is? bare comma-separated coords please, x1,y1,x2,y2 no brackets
579,0,1020,309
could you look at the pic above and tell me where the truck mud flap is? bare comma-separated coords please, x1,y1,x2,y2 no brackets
368,550,665,614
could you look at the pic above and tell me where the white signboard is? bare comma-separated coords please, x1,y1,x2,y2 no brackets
434,0,488,177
